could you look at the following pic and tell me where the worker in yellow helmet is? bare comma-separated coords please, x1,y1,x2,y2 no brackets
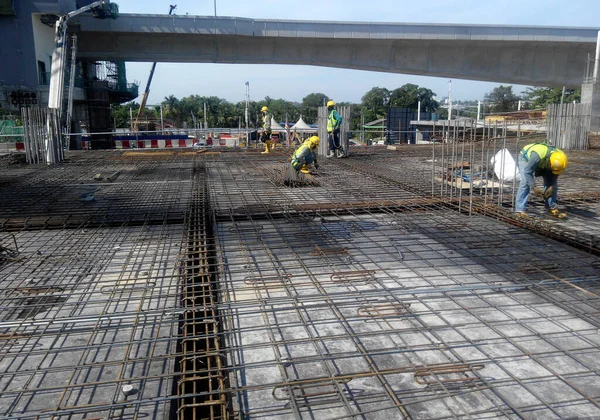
290,136,320,174
515,142,568,218
326,100,343,158
260,106,273,154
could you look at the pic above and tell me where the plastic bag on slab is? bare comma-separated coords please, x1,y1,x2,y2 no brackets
490,148,520,182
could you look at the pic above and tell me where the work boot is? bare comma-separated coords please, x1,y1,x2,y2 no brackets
336,149,344,158
300,164,310,174
261,142,270,154
327,150,334,158
515,212,530,219
548,208,567,219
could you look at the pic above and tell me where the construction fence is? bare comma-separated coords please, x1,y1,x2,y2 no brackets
546,103,592,150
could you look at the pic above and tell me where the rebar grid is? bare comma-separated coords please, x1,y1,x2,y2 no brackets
213,209,600,419
0,224,181,418
2,148,600,419
0,151,198,419
0,151,194,229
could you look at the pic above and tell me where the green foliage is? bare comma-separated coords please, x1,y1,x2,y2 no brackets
389,84,438,112
523,87,581,109
483,85,520,113
300,93,329,124
114,83,455,130
361,87,390,122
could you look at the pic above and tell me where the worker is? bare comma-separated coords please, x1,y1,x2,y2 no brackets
515,142,568,218
260,106,273,154
291,136,320,174
326,100,343,158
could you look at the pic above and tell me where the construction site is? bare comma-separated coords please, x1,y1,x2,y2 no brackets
1,125,600,419
2,1,600,418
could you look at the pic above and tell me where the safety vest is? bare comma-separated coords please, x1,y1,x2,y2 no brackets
262,113,272,131
291,142,312,169
521,143,557,168
327,110,340,132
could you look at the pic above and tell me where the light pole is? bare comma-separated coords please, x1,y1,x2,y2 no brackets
160,105,164,134
447,79,452,121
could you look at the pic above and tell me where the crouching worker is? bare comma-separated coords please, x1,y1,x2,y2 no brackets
515,142,568,218
291,136,320,174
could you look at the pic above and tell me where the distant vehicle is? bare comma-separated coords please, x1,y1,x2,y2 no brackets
375,140,385,145
193,141,210,148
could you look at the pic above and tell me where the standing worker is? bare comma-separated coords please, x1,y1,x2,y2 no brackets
327,100,343,158
291,136,320,174
260,106,273,154
515,142,568,218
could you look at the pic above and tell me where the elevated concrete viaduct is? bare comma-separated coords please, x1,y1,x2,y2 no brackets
74,15,600,88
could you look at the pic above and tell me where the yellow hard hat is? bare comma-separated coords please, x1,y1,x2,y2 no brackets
309,135,320,147
261,106,268,112
549,150,567,175
326,100,335,107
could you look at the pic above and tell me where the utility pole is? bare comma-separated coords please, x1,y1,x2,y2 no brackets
244,81,249,131
477,101,481,123
447,80,452,121
160,105,164,134
594,30,600,81
244,81,250,147
214,0,217,16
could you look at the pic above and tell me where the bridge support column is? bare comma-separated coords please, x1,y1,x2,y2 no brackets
582,31,600,131
581,82,600,131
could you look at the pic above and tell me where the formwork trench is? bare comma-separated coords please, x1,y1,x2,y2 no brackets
1,147,600,419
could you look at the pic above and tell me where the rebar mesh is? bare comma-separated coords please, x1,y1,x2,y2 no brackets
1,146,600,419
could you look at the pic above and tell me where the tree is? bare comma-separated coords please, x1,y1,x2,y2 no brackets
111,103,134,128
361,87,390,122
300,93,328,124
523,87,581,109
259,97,299,124
389,84,439,112
483,85,520,113
162,95,182,126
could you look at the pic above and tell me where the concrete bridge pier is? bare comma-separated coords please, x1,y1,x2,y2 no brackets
581,31,600,131
581,82,600,131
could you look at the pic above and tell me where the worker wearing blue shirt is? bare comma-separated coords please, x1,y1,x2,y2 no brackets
515,143,568,218
326,100,343,158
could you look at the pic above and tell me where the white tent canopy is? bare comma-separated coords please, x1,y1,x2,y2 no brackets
291,116,316,132
270,117,284,131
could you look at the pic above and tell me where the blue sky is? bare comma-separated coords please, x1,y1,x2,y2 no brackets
118,0,600,105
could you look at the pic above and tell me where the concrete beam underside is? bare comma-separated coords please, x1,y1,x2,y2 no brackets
76,33,590,88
